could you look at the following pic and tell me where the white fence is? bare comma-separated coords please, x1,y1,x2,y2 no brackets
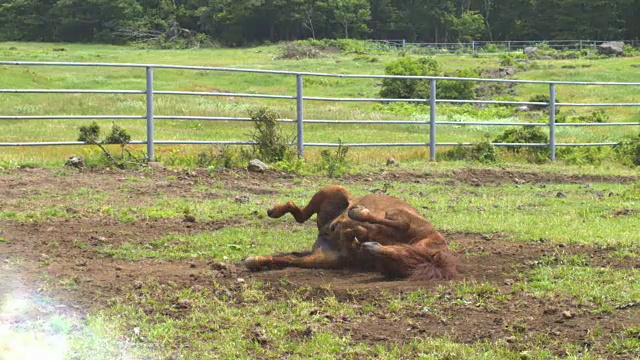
0,61,639,161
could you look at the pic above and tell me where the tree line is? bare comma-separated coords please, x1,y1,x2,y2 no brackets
1,0,638,46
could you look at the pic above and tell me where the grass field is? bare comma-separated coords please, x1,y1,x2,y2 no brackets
0,42,639,167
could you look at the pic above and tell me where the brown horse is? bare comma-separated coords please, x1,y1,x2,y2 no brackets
244,185,458,280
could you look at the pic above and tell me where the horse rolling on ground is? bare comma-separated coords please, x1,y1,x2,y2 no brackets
244,185,459,280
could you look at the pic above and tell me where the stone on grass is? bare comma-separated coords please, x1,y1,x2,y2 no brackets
248,159,268,173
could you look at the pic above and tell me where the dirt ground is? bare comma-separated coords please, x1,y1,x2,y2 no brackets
1,167,638,358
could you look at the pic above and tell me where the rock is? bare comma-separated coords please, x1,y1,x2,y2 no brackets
386,157,400,167
289,326,313,338
516,105,530,112
234,195,250,203
174,299,191,309
539,56,553,60
556,192,567,198
252,329,269,346
562,310,575,319
65,155,84,168
597,41,625,56
147,161,165,170
247,159,268,173
501,67,516,76
524,47,538,57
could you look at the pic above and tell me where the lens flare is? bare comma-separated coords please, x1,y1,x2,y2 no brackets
1,289,69,360
0,278,144,360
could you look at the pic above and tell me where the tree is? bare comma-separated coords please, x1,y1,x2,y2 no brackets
50,0,142,42
452,10,485,42
331,0,371,38
0,0,56,41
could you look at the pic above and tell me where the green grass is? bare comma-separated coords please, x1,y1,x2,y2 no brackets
1,42,639,166
522,262,640,313
101,225,316,261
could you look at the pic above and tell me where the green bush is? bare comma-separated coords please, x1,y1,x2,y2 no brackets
379,57,477,100
577,109,609,123
380,57,441,99
614,134,640,166
493,126,549,162
438,68,479,100
558,146,611,166
441,141,497,163
499,53,515,67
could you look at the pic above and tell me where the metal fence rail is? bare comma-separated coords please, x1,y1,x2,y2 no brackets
365,39,639,55
0,61,639,161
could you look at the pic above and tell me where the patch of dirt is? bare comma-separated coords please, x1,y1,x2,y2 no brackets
341,167,638,187
0,167,638,357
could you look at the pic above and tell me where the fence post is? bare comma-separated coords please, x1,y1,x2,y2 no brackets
145,66,155,162
579,40,583,51
402,39,406,50
549,83,556,161
296,75,304,158
471,41,476,55
429,79,437,161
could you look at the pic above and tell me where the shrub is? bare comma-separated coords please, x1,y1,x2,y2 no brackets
441,141,497,163
499,53,515,67
77,122,144,168
246,108,295,163
577,109,609,123
438,68,479,100
557,146,611,166
493,126,549,162
379,57,477,100
614,134,640,166
379,57,441,99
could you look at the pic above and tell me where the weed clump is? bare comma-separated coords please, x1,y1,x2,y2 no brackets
276,42,324,60
77,122,144,168
317,140,350,176
246,107,295,163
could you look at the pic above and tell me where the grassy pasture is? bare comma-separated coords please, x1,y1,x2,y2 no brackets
0,42,639,166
